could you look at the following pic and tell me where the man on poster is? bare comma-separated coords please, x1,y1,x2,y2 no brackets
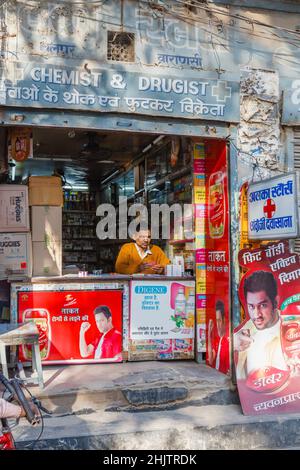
234,270,287,380
79,305,122,360
207,300,230,375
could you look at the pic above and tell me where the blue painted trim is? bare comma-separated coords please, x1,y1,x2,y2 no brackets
0,108,231,138
228,125,241,329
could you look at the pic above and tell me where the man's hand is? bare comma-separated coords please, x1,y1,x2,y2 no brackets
138,262,155,272
286,355,300,376
138,262,165,274
234,329,253,352
151,264,165,274
80,322,91,333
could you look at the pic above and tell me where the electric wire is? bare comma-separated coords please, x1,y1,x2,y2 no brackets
139,0,300,50
171,0,300,38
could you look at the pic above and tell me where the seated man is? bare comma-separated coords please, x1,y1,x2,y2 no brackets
115,229,170,274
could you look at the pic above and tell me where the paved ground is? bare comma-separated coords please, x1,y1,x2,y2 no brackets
9,360,300,450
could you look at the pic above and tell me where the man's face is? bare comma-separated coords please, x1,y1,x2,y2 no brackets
135,230,151,250
95,312,112,333
216,309,225,337
246,290,277,330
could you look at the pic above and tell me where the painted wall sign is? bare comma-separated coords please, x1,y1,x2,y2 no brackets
0,62,240,122
157,52,202,68
235,241,300,415
248,173,298,240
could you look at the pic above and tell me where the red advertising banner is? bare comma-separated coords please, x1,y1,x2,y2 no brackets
205,140,231,376
235,241,300,415
18,290,123,364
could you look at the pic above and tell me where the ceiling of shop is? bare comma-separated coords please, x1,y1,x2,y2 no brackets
14,128,155,188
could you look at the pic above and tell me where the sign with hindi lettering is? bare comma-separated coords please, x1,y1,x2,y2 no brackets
248,173,298,240
235,241,300,415
18,289,123,364
130,280,195,341
0,62,239,122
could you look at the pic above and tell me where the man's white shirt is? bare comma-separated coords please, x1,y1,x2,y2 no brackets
135,243,152,260
246,319,287,374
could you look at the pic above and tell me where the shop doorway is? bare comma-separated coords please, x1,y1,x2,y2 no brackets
4,125,231,373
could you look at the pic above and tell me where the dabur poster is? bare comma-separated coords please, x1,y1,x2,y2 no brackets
18,289,123,364
235,241,300,415
204,141,231,376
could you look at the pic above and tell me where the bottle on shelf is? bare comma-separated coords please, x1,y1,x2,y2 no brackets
174,287,186,320
185,290,195,322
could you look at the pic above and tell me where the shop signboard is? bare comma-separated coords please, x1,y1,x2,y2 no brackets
235,241,300,415
0,62,239,122
18,289,123,364
205,140,231,376
248,173,298,240
129,280,195,360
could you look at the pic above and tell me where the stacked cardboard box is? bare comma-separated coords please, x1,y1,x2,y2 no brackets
28,176,63,207
0,185,32,279
29,175,63,277
31,206,62,277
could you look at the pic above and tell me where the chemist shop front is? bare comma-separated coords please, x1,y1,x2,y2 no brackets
0,66,239,376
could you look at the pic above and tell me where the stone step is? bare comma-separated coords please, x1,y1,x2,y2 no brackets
14,403,300,450
21,362,234,414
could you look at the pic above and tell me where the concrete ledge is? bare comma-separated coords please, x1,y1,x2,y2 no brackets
21,361,232,413
15,404,300,450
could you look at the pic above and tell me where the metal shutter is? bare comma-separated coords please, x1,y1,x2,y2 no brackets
293,128,300,253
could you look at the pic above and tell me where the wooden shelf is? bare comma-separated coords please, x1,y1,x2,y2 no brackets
63,261,97,264
63,210,96,213
169,239,194,245
63,249,95,252
99,239,127,245
63,237,97,240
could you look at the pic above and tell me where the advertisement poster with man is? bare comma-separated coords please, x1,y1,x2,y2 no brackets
18,289,123,364
204,140,231,376
235,241,300,415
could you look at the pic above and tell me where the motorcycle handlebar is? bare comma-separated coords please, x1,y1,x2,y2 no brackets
0,373,16,399
10,379,39,425
0,373,40,425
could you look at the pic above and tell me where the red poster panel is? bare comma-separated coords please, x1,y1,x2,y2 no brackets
205,140,231,375
235,241,300,415
18,290,123,364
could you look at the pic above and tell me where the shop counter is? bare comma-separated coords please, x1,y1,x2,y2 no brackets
10,275,195,364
